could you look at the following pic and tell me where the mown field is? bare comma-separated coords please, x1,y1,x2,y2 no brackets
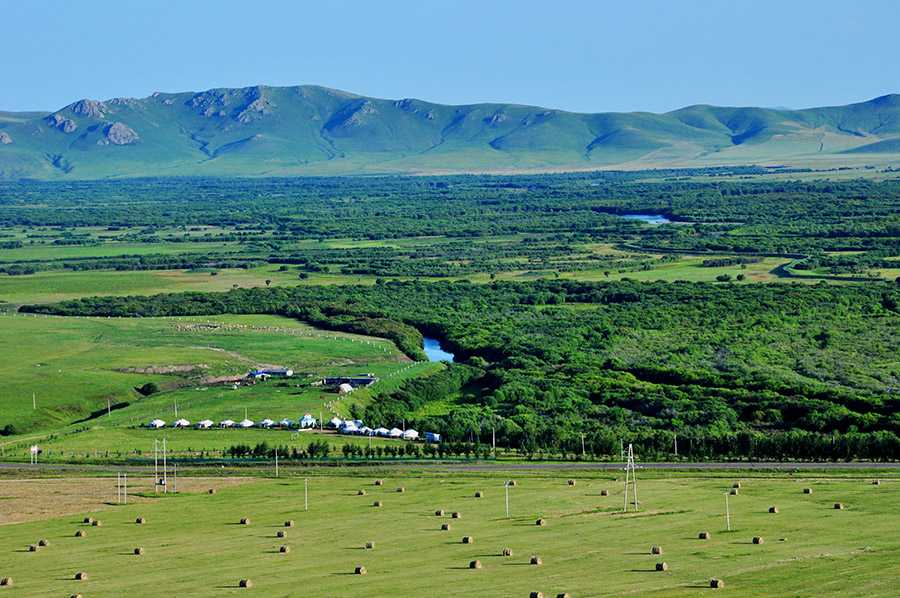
0,471,897,596
0,313,427,437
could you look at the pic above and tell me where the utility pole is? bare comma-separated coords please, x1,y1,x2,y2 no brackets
304,478,309,512
504,480,510,519
724,492,732,531
32,392,36,410
174,400,178,418
492,421,496,458
162,438,168,494
623,444,639,512
581,433,586,458
275,448,279,478
674,433,678,457
154,439,159,494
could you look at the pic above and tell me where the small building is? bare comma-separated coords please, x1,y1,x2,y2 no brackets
173,418,191,428
299,414,317,428
373,427,390,437
148,419,166,429
259,418,275,428
238,419,255,428
425,432,441,443
340,421,360,434
388,427,403,438
322,375,378,389
359,426,374,436
220,419,236,428
196,419,214,429
248,368,294,380
402,429,419,441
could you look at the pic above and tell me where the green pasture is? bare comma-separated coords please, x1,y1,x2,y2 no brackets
0,472,897,596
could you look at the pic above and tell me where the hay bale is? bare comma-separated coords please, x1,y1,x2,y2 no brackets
208,488,216,495
135,516,145,525
567,479,576,486
656,562,669,571
556,594,571,598
239,578,253,588
0,577,11,587
462,535,474,544
729,488,739,496
710,578,725,589
732,482,742,489
698,531,711,540
354,566,367,575
74,571,88,581
240,518,251,525
71,595,82,598
358,490,366,496
768,506,779,514
75,530,86,538
529,555,542,566
803,488,813,494
834,502,844,510
872,480,881,486
507,480,517,487
396,487,405,493
441,523,451,531
600,489,609,496
451,511,461,519
279,545,290,553
752,536,764,544
134,547,144,556
276,530,287,538
474,491,483,498
501,547,513,557
373,500,383,508
365,541,375,550
434,509,444,516
91,520,102,527
284,520,294,528
38,539,49,547
27,544,38,552
469,560,482,569
374,479,383,486
529,593,543,598
535,518,546,527
82,517,93,524
650,545,662,555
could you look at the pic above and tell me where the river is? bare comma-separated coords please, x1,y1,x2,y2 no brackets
423,337,455,362
620,213,672,224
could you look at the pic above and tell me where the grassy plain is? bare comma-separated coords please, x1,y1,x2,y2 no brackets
0,471,897,596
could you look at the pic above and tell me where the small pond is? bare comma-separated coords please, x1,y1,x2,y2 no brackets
423,337,455,362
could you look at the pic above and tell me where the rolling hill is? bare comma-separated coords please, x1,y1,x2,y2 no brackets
0,85,898,179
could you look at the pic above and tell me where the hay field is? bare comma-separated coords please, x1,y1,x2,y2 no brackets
0,471,897,596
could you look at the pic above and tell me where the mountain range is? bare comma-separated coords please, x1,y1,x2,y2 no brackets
1,85,899,179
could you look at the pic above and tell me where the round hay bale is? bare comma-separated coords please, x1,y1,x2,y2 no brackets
710,578,725,589
803,488,813,494
698,531,711,540
529,593,543,598
71,595,82,598
872,480,881,486
240,518,251,525
469,560,482,569
38,539,49,547
650,545,662,555
374,479,383,486
208,488,216,495
91,520,102,527
75,530,86,538
501,547,513,557
507,480,517,487
529,555,542,566
434,509,444,516
284,520,294,528
769,506,779,514
357,489,366,496
239,578,253,588
82,517,93,524
276,530,287,538
732,482,741,489
729,488,739,496
74,571,88,581
462,535,474,544
474,491,483,498
373,500,383,508
279,545,290,553
134,547,144,556
834,502,844,510
567,479,576,486
441,523,451,531
451,511,461,519
136,516,145,525
556,594,571,598
752,536,764,544
396,487,405,493
0,577,11,587
365,541,375,550
656,562,669,572
600,489,609,496
535,518,546,527
27,544,38,552
354,566,367,575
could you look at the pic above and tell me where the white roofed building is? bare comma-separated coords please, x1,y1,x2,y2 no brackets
196,419,214,429
239,419,255,428
173,418,191,428
148,419,166,429
220,419,236,428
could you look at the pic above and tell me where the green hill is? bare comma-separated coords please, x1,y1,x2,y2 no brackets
0,85,898,178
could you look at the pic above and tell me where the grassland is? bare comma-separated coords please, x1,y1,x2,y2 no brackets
0,470,897,596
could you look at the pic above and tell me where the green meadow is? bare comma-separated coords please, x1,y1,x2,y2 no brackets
0,471,897,596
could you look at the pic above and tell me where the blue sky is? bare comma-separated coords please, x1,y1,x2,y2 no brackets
2,0,897,113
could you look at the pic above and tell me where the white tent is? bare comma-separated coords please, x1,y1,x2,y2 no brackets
300,414,317,428
341,421,359,434
238,419,255,428
402,429,419,441
359,426,374,436
220,419,235,428
196,419,214,429
279,418,294,428
389,427,403,438
173,418,191,428
373,427,390,437
338,383,354,394
259,418,275,428
148,418,165,429
329,417,343,429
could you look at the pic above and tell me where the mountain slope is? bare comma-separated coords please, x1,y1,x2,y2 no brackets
0,85,898,178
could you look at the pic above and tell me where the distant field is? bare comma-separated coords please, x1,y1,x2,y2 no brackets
0,313,418,435
0,471,897,596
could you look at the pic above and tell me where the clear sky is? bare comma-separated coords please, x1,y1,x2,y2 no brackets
2,0,897,113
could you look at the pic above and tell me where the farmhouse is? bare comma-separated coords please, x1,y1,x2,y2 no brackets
321,374,378,389
247,367,294,380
